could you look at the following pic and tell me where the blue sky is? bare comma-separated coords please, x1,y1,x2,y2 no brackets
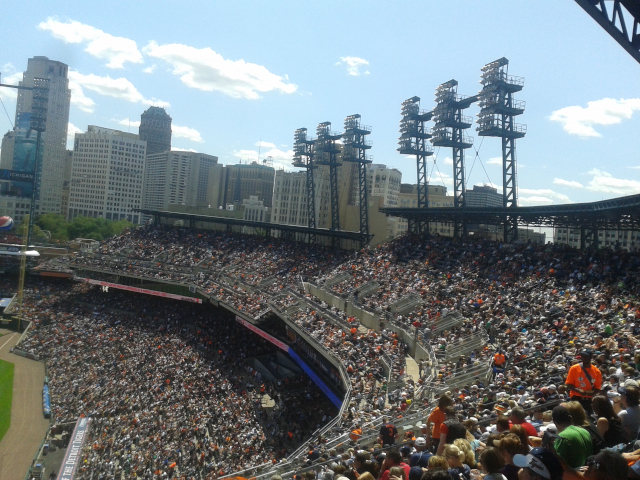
1,0,639,206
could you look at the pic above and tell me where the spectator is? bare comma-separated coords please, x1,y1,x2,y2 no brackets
508,407,537,440
478,448,506,480
513,448,563,480
619,385,640,441
443,444,471,480
427,456,449,472
380,419,400,446
380,449,410,480
591,395,629,447
565,400,606,454
552,405,592,469
436,406,467,455
427,395,453,452
565,349,602,415
495,433,524,480
409,438,432,468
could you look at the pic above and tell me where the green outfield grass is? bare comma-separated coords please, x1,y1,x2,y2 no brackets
0,359,14,442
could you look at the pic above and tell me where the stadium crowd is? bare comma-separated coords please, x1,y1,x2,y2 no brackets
16,281,337,479
18,224,640,479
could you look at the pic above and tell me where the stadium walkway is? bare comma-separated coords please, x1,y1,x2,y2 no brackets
405,356,420,382
0,331,49,480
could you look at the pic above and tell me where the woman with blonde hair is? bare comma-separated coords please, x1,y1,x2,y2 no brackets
443,444,471,480
358,473,375,480
427,455,448,471
453,438,476,468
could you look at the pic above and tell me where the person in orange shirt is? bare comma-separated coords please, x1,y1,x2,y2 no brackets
426,394,453,452
565,349,602,415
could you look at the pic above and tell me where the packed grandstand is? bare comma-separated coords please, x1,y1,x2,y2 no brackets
10,223,640,480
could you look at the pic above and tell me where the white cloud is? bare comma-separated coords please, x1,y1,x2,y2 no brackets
519,187,570,203
335,56,370,76
584,168,640,195
68,71,169,107
143,41,297,100
143,65,156,74
173,124,203,143
429,170,453,188
115,117,202,143
553,178,584,188
0,65,21,100
233,143,294,170
443,157,453,166
38,18,143,69
68,79,96,113
550,98,640,138
487,157,502,165
66,122,83,149
116,117,141,129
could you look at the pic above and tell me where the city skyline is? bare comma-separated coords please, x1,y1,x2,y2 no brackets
0,1,639,208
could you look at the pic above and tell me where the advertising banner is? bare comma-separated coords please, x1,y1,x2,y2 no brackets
235,316,288,351
0,169,35,182
78,278,202,303
9,113,40,198
58,417,91,480
287,350,342,408
234,316,342,408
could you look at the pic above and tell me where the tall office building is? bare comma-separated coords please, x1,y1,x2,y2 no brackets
14,56,71,215
224,162,275,207
0,131,15,169
271,170,313,226
139,107,172,155
349,164,401,207
143,150,218,211
68,126,147,224
465,184,503,207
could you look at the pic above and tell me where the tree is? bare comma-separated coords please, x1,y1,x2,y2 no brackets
66,216,133,241
16,215,44,240
35,213,69,242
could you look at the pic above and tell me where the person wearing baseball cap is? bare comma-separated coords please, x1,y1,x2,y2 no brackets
513,447,563,480
409,437,432,468
565,349,602,414
583,450,629,480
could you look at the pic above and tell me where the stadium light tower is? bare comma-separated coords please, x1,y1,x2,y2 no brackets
315,121,343,249
292,128,317,244
476,58,526,242
0,75,49,332
431,80,476,237
342,114,372,248
398,97,434,234
0,75,49,246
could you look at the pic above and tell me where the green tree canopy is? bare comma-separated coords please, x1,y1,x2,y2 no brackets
16,215,133,244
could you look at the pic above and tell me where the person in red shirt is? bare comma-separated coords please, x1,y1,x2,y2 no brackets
380,449,411,480
508,406,538,441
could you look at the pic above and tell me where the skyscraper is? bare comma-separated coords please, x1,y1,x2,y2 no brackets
143,150,218,211
68,126,147,224
224,162,275,207
139,107,172,155
14,56,71,215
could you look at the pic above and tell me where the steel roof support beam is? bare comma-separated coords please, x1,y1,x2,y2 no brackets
575,0,640,64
